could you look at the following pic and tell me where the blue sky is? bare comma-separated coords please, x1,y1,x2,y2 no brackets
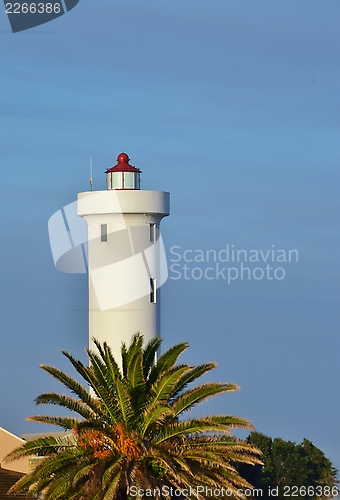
1,0,340,472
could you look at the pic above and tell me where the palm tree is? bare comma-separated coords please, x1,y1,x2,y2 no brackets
6,335,261,499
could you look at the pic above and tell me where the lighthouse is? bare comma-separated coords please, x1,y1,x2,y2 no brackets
77,153,170,362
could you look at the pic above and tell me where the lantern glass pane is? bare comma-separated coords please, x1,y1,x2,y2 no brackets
123,172,135,189
112,172,123,189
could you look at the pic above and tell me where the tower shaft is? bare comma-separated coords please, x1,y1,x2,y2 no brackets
78,155,170,363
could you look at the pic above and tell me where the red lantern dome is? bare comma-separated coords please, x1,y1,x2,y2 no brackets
105,153,141,190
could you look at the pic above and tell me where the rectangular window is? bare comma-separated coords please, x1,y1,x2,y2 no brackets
100,224,108,242
150,278,156,303
150,223,157,243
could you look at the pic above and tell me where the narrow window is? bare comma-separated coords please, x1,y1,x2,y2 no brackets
100,224,108,242
150,223,157,243
150,278,156,303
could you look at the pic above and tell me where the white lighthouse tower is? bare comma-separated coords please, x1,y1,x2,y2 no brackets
77,153,170,362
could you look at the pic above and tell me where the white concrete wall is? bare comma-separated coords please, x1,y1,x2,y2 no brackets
78,190,170,217
78,190,170,365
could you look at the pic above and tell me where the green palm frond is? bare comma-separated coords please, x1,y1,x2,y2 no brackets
31,453,83,481
40,362,101,414
154,418,236,443
171,382,238,416
208,414,254,429
25,475,54,497
142,401,173,432
148,364,189,405
44,473,71,500
114,377,134,428
146,342,189,388
86,349,117,394
142,336,162,379
170,362,217,398
101,342,123,382
121,333,144,377
101,470,121,500
27,414,80,429
34,392,96,420
5,334,261,500
7,471,36,495
101,456,124,486
127,351,144,390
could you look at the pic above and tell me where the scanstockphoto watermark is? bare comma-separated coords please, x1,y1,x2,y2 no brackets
129,485,263,498
169,245,299,283
129,485,340,498
48,197,299,309
48,195,168,310
4,0,80,33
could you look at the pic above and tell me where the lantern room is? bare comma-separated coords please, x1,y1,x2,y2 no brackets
105,153,141,190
